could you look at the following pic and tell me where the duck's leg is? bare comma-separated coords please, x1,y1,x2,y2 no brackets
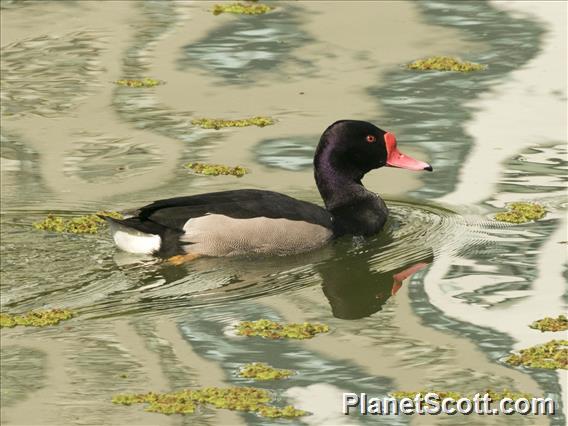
167,252,201,265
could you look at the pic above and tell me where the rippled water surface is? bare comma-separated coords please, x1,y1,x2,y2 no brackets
1,1,566,425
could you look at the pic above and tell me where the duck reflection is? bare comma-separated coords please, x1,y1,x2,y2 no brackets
107,238,432,321
318,251,432,320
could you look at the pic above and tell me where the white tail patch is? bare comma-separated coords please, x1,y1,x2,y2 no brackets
108,222,161,254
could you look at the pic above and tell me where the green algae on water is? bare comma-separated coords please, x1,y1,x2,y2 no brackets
0,309,74,328
211,2,273,16
115,78,162,88
257,405,307,418
239,363,295,381
407,56,486,72
530,315,568,332
505,340,567,369
235,319,329,340
389,389,533,401
494,202,546,224
112,386,307,418
485,389,535,401
32,211,123,234
185,162,248,177
390,390,462,400
191,116,274,130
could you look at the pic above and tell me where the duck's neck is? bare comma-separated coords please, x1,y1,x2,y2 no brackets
314,148,388,236
314,164,367,211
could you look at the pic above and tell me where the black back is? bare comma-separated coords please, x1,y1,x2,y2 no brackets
108,190,332,257
137,189,332,230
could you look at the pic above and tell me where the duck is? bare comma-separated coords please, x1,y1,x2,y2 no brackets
102,120,432,263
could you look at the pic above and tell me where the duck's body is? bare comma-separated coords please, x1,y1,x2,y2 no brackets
104,120,431,259
107,189,334,257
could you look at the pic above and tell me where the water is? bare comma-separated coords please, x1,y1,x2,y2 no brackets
1,1,566,425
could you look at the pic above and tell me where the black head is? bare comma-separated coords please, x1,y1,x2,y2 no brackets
314,120,432,178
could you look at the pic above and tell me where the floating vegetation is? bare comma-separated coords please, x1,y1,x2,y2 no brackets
211,2,273,16
115,78,162,88
494,202,546,224
32,211,123,234
390,390,462,400
0,309,74,328
191,116,274,130
112,386,307,418
486,389,536,401
235,319,329,340
505,340,567,370
257,405,307,418
530,315,568,332
185,162,248,177
390,389,533,400
406,56,486,72
239,363,295,381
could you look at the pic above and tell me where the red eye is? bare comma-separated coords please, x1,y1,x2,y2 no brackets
366,135,376,143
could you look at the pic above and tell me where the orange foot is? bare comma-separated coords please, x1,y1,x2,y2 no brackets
167,253,201,265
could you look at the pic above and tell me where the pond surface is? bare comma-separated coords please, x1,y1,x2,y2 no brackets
1,1,566,425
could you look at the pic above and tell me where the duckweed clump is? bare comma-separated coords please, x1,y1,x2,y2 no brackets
390,390,462,400
257,405,307,418
32,211,123,234
494,202,546,224
0,309,74,328
486,389,535,401
115,78,162,88
112,386,307,418
235,319,329,340
185,162,248,177
239,363,295,381
191,116,274,130
530,315,568,332
390,389,533,400
505,340,567,369
407,56,486,72
211,2,273,16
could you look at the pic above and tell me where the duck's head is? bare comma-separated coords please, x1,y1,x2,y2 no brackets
314,120,433,179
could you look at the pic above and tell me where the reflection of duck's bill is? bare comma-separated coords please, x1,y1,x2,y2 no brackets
391,262,430,296
384,132,433,171
392,262,430,283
